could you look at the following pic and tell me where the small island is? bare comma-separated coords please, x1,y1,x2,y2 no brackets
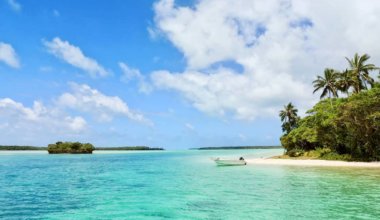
47,141,95,154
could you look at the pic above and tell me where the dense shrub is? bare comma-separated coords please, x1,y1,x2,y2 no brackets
287,149,304,157
319,152,352,161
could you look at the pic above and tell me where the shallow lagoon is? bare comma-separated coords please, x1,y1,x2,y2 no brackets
1,149,380,219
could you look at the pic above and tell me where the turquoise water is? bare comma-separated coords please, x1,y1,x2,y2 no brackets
1,149,380,219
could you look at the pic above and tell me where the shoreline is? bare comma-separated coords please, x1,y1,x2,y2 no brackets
0,150,166,155
246,158,380,167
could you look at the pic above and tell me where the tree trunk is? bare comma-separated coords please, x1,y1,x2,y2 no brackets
329,91,333,108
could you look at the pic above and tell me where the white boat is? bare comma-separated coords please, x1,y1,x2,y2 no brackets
213,157,247,166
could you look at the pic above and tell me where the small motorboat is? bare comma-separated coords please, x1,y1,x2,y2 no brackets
213,157,247,166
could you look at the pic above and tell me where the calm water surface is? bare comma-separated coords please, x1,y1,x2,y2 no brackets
1,149,380,219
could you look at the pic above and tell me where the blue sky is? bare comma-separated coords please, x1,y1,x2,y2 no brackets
1,0,380,149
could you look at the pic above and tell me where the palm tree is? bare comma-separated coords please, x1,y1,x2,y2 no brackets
313,68,339,99
279,102,299,134
345,53,378,93
337,69,354,96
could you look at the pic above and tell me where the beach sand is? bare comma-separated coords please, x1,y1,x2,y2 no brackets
246,158,380,167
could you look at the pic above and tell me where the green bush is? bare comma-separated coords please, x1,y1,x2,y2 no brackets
319,152,352,161
287,149,304,157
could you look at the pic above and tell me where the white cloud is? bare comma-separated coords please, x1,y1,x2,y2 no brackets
150,0,380,120
0,42,20,68
119,62,152,93
185,123,194,130
0,98,86,135
44,37,109,77
7,0,21,12
57,83,152,125
152,68,311,120
66,116,86,131
0,98,88,145
119,62,142,82
0,83,152,145
147,27,160,40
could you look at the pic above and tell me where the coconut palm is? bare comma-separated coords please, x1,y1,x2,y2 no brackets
337,69,354,96
345,53,379,93
313,68,339,99
279,102,299,134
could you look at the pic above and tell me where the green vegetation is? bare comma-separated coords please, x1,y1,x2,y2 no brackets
280,53,380,161
279,103,300,134
275,148,352,161
47,141,95,154
196,146,282,150
95,146,164,151
313,68,340,99
0,145,46,150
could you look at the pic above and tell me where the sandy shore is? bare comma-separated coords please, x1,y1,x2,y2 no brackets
246,158,380,167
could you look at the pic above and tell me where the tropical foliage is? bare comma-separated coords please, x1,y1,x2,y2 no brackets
313,68,339,99
345,53,378,93
336,69,354,96
280,53,380,161
279,103,299,134
47,141,95,154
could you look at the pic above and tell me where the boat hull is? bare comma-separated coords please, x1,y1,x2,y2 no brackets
214,159,247,166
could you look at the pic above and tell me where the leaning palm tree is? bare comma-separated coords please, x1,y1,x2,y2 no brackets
313,68,339,99
345,53,378,93
279,103,299,134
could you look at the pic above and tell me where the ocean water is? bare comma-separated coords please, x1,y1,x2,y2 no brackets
1,149,380,219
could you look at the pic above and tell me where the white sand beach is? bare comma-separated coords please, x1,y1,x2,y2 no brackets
246,158,380,168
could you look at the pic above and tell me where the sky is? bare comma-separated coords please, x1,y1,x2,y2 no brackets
1,0,380,149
